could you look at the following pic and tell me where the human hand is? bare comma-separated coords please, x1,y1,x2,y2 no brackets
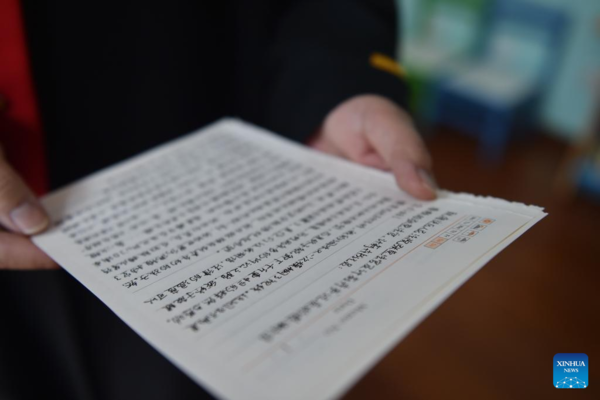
309,94,436,200
0,146,58,269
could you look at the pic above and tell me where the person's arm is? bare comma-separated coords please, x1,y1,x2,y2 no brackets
264,0,436,200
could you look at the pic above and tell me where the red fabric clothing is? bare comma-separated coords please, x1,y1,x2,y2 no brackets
0,0,47,195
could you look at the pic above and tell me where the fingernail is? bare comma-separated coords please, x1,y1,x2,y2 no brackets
10,201,49,235
417,169,438,193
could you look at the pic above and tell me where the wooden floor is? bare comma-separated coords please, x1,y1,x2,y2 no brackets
344,130,600,399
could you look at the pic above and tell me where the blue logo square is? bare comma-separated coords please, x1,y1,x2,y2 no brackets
554,353,588,388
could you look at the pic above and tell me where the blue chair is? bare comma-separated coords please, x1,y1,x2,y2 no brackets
431,0,569,162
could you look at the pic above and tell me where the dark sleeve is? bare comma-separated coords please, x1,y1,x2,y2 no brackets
263,0,409,142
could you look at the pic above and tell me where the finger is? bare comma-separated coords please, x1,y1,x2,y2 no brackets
319,104,391,171
358,151,389,170
0,147,50,234
388,158,437,200
364,104,437,200
308,131,346,158
0,231,58,270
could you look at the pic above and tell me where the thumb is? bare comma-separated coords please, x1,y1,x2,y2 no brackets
363,100,437,200
0,148,49,235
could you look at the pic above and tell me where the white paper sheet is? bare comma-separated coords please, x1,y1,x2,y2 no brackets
33,119,546,400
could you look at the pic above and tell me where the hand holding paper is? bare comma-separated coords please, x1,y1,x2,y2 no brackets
310,94,436,200
0,147,56,269
33,120,545,400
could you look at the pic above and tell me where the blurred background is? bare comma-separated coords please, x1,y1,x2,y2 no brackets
398,0,600,191
345,0,600,398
